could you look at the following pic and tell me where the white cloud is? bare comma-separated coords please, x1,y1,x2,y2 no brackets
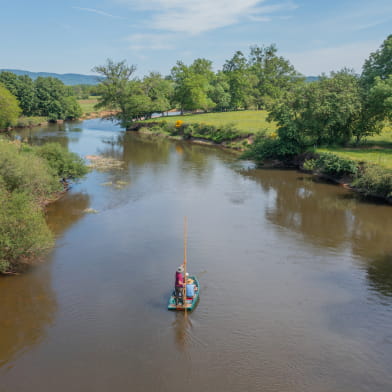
72,7,123,19
121,0,297,34
285,41,380,76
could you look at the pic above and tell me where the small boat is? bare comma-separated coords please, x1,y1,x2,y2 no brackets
168,275,200,311
168,217,199,311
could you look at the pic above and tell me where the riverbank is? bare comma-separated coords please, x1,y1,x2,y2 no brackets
132,118,392,205
0,139,88,274
0,110,117,132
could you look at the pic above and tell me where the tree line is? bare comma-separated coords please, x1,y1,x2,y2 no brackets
94,35,391,148
92,44,302,127
0,72,83,128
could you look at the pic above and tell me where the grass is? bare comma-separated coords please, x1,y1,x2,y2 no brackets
146,110,277,134
148,110,391,168
319,124,392,169
77,97,100,115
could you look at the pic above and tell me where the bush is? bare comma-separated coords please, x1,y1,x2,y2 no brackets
0,188,53,272
352,165,392,198
35,143,88,179
241,131,302,163
181,123,241,143
0,140,61,202
314,153,358,178
16,116,47,128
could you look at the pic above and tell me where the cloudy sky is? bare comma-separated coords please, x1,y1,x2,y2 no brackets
0,0,391,76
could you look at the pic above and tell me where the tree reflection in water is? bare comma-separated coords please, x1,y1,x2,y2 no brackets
242,168,392,300
0,268,56,368
0,192,90,369
367,255,392,299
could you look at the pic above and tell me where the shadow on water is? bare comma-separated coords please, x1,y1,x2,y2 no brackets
367,254,392,299
0,268,56,369
46,192,91,237
0,191,90,370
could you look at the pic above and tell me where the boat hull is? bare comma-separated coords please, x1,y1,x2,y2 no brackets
168,275,199,311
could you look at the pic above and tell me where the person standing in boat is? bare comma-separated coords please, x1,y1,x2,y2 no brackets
175,265,185,305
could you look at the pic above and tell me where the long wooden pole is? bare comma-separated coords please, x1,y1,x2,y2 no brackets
183,216,187,309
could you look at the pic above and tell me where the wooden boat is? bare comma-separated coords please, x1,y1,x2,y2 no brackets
168,275,200,311
168,217,199,311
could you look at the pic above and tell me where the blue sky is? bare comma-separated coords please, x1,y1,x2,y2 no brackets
0,0,391,76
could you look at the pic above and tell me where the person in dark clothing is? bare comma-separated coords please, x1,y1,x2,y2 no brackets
174,265,185,304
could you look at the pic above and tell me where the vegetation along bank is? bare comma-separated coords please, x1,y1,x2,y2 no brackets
0,139,88,274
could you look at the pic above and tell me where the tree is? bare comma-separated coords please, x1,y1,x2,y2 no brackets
269,70,368,146
223,51,253,109
142,72,173,117
0,72,37,116
248,44,303,109
171,59,215,113
361,34,392,88
359,35,392,137
0,83,21,129
209,72,231,111
34,77,81,120
93,59,136,113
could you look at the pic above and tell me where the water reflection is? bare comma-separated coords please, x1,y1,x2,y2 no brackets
46,192,90,236
0,268,56,368
172,312,193,352
367,255,392,298
244,168,392,300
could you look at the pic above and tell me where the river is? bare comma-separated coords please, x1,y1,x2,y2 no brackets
1,119,392,392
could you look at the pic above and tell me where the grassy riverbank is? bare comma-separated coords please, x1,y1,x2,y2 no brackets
145,111,392,167
78,96,100,115
141,110,392,203
147,110,277,134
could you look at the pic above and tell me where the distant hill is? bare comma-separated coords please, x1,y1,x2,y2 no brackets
306,76,319,82
0,69,100,85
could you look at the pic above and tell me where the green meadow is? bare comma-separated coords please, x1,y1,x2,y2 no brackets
148,110,277,134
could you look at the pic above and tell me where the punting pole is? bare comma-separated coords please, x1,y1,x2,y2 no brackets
183,216,187,311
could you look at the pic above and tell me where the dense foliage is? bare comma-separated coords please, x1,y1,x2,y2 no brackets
0,139,87,273
0,83,21,129
305,153,358,178
0,187,53,273
352,164,392,199
0,72,82,124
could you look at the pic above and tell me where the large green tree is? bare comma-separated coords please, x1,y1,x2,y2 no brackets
223,51,254,109
0,83,21,129
360,35,392,131
93,59,141,126
0,72,37,116
34,77,81,120
269,70,367,146
361,34,392,88
142,72,173,117
248,44,303,109
171,59,215,113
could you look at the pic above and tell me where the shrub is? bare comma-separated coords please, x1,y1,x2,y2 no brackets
303,158,317,171
314,153,358,178
242,131,302,163
0,140,61,202
0,188,53,272
352,165,392,198
181,122,242,143
35,143,88,179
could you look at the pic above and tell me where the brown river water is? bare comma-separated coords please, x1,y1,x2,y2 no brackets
1,119,392,392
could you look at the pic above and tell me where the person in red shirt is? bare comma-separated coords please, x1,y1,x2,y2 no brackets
175,265,185,304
